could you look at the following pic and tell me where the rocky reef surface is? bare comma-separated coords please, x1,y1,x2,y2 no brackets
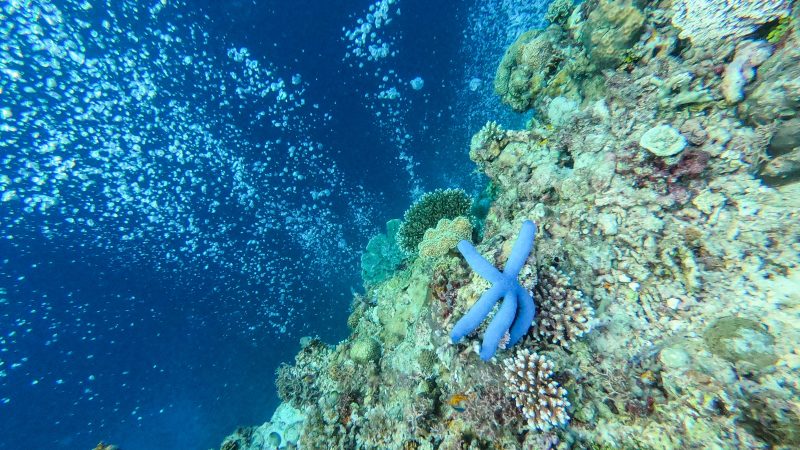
221,1,800,448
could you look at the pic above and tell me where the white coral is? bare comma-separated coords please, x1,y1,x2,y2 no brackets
671,0,791,48
503,349,570,431
535,267,595,347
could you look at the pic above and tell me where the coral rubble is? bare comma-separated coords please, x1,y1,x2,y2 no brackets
223,0,800,448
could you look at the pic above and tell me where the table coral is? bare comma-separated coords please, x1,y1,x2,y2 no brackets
450,220,538,361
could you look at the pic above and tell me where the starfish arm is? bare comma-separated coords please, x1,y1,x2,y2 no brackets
450,283,505,343
457,240,503,284
479,291,518,361
508,285,536,346
503,220,537,276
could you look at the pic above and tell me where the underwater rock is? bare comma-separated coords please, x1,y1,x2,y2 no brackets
739,384,800,447
640,124,688,157
671,0,792,48
741,34,800,126
580,0,644,69
704,317,777,367
545,0,574,26
275,339,332,408
361,219,405,286
769,119,800,155
220,403,305,450
760,147,800,185
659,346,691,370
349,337,382,364
417,216,472,259
469,121,507,168
691,189,726,215
494,26,567,112
546,96,579,127
720,40,773,104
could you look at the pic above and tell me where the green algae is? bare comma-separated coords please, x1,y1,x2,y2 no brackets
703,317,777,367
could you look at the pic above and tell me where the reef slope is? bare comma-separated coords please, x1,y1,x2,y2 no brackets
221,1,800,449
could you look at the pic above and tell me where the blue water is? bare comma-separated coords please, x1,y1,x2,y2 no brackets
0,0,550,448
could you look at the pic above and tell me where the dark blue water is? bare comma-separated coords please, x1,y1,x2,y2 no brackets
0,0,548,448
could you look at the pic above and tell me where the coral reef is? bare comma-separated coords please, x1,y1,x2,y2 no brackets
671,0,792,48
503,348,570,431
397,189,471,254
361,219,405,286
720,39,773,104
580,0,645,69
545,0,574,26
223,0,800,448
494,26,586,112
533,266,594,348
417,216,472,259
639,124,688,157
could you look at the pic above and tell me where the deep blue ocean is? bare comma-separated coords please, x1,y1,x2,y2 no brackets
0,1,549,448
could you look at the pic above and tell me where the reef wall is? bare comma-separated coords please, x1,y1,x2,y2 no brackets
222,0,800,448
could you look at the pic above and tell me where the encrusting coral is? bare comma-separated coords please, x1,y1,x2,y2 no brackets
503,348,570,431
396,188,471,254
360,218,404,286
417,216,472,259
671,0,792,48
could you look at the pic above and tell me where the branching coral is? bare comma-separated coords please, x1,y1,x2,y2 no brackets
503,348,570,431
397,189,471,254
534,266,595,348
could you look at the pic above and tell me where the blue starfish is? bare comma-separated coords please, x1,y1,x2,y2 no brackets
451,220,537,361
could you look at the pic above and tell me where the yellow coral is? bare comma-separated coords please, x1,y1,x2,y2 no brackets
417,216,472,259
767,16,794,44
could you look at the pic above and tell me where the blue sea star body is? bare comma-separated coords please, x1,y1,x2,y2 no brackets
451,220,538,360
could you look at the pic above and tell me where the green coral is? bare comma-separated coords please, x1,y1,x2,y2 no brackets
494,28,565,112
361,219,405,286
545,0,574,26
417,216,473,259
580,0,645,69
766,16,794,44
349,337,382,364
417,349,439,373
397,189,471,254
703,317,777,367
